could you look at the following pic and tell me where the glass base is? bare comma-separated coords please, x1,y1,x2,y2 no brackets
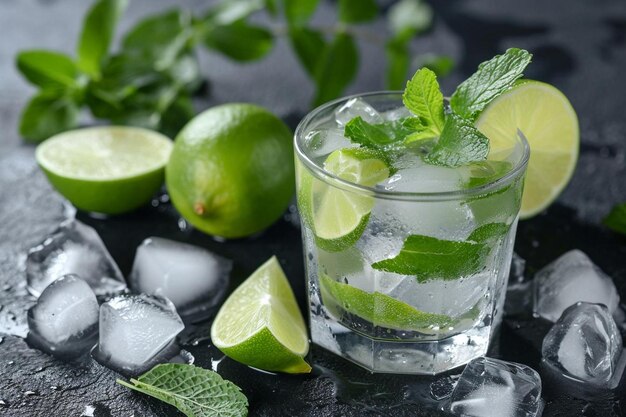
311,309,491,375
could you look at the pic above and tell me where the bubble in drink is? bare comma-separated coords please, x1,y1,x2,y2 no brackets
94,294,184,374
542,302,623,387
533,250,620,322
334,97,383,126
445,357,543,417
26,219,126,297
27,274,99,359
129,237,232,321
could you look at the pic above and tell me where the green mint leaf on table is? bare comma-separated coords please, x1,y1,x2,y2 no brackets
77,0,128,79
313,32,358,107
288,27,327,78
603,203,626,236
16,51,79,91
466,160,513,188
450,48,532,120
283,0,320,26
204,21,274,61
425,113,489,167
20,93,79,142
402,67,445,137
338,0,378,23
371,223,508,280
117,364,248,417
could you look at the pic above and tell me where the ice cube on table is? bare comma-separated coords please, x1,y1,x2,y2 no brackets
26,219,126,298
542,302,623,387
94,294,185,374
27,274,99,359
445,357,543,417
533,250,620,322
129,237,232,321
334,97,383,126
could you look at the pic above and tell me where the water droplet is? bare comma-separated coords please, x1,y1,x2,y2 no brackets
211,356,226,372
7,361,14,365
34,366,43,372
0,400,6,406
0,337,3,345
23,390,37,397
177,218,189,232
1,284,11,291
50,385,59,391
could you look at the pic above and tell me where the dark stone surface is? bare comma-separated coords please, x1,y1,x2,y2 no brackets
1,0,626,416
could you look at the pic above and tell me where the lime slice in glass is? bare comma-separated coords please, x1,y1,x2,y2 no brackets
299,148,390,252
319,274,453,332
211,256,311,374
475,80,579,218
36,126,172,214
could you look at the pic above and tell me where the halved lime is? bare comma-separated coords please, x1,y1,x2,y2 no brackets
211,256,311,374
36,126,172,214
475,80,579,218
319,274,453,332
299,148,390,252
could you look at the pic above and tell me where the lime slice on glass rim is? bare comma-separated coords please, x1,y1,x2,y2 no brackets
211,256,311,374
475,80,579,218
36,126,172,215
299,148,390,252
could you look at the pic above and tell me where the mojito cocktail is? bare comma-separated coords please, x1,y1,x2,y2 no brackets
295,49,532,374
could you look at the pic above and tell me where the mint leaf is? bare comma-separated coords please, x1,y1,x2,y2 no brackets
466,160,512,188
77,0,128,78
288,27,326,78
385,37,411,90
19,92,79,143
603,203,626,236
205,21,273,62
371,234,487,281
283,0,320,26
371,223,509,280
450,48,532,120
402,68,445,137
118,364,248,417
313,33,358,107
16,50,79,91
425,113,489,167
344,117,413,150
467,222,510,242
388,0,433,40
338,0,378,23
205,0,265,26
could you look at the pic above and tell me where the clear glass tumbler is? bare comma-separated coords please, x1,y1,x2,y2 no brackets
294,92,529,374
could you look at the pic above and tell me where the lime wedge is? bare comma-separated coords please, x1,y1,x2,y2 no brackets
319,274,453,332
475,80,579,218
211,256,311,374
299,148,390,252
36,126,173,214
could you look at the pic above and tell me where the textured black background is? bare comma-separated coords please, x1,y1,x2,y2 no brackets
1,0,626,416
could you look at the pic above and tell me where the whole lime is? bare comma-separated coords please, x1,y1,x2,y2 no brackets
166,104,294,238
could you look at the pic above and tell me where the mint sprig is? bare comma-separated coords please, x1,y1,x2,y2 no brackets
117,363,248,417
450,48,532,120
371,223,509,279
344,116,414,150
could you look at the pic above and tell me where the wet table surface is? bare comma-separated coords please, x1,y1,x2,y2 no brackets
1,0,626,416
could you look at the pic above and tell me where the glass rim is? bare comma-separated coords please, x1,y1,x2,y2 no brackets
294,90,531,202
